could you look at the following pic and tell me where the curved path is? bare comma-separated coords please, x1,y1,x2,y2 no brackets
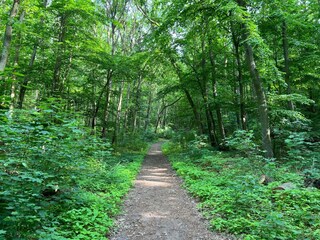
110,143,233,240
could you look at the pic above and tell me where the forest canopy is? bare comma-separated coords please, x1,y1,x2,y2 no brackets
0,0,319,239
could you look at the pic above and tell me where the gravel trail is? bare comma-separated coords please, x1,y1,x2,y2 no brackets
110,142,234,240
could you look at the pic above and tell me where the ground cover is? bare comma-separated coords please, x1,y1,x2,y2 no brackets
163,141,320,240
0,110,147,239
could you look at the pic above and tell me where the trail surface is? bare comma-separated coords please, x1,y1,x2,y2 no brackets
110,143,233,240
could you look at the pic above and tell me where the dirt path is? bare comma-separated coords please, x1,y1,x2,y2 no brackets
110,143,234,240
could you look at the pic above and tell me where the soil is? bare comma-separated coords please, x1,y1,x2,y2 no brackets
110,142,235,240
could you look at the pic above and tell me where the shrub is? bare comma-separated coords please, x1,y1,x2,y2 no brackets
164,141,320,240
0,109,145,239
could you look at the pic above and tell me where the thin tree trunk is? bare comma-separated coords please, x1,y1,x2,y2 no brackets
184,89,204,134
208,37,226,141
169,52,216,142
282,20,294,110
90,70,108,132
154,102,162,133
155,97,182,133
18,43,37,108
236,0,274,158
101,70,113,139
199,80,218,146
231,21,247,130
245,42,273,158
169,55,204,134
133,75,142,132
52,14,67,95
200,36,218,146
9,10,25,115
123,82,131,133
0,0,20,72
62,52,73,90
112,80,125,144
18,1,49,107
205,107,218,146
162,106,167,128
144,90,152,131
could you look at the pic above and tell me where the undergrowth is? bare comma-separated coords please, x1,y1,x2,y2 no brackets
0,109,147,239
163,140,320,240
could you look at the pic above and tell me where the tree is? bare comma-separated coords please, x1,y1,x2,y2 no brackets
0,0,20,71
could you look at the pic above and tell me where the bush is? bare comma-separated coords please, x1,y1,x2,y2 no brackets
0,109,145,239
225,130,259,157
163,141,320,240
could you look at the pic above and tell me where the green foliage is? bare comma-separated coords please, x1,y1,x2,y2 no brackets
225,130,259,157
116,132,150,153
1,0,319,238
163,141,320,240
156,126,175,139
0,109,145,239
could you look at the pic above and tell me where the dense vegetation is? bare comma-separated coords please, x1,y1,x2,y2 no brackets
0,0,319,239
163,137,320,239
0,107,148,239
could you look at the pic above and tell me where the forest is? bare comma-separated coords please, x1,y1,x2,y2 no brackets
0,0,319,239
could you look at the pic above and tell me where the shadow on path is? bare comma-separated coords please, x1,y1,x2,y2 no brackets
110,143,234,240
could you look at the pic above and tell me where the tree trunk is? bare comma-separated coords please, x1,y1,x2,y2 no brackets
155,97,182,133
205,107,218,147
198,78,218,146
231,25,247,130
18,2,48,108
18,43,37,108
144,90,153,131
245,42,273,158
0,0,20,72
200,37,218,146
52,14,67,95
236,0,274,158
282,20,294,110
112,80,125,144
154,103,161,133
208,38,226,141
101,70,113,139
9,11,24,114
90,69,111,134
132,75,142,132
123,82,131,133
184,89,204,134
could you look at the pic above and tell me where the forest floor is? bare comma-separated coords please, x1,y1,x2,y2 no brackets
110,143,235,240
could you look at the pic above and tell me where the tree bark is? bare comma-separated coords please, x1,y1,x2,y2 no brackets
231,24,247,130
9,10,24,114
123,82,131,133
132,75,142,132
245,43,273,158
200,37,218,146
18,1,49,107
0,0,20,72
101,70,113,139
52,14,67,95
154,97,182,133
208,37,226,141
282,20,294,110
18,43,37,108
184,89,204,134
236,0,274,158
144,89,153,131
112,80,125,144
169,55,204,134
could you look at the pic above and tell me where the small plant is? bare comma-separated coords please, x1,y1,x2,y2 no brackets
225,130,259,156
164,139,320,240
0,109,146,239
